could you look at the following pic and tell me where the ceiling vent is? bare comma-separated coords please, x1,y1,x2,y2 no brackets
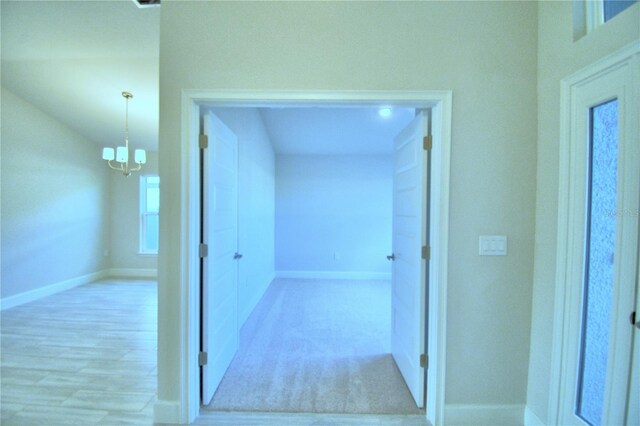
133,0,160,8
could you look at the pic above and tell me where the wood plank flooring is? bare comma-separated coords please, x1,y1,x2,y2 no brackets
1,279,157,425
1,278,430,425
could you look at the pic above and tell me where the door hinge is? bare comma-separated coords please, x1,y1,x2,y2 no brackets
199,134,209,149
199,243,208,258
422,245,430,260
198,351,208,366
631,311,640,329
420,353,428,369
423,135,433,151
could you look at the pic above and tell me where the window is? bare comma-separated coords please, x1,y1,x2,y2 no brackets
140,175,160,254
575,0,638,40
586,0,638,32
603,0,638,21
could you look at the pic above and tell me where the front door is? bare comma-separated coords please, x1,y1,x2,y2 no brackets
556,47,639,426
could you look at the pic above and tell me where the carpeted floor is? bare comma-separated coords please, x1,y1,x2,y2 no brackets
204,278,422,415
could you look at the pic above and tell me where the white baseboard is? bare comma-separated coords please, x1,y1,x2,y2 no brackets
107,268,158,278
445,404,525,426
524,406,545,426
0,270,109,311
1,268,158,311
153,399,182,424
276,270,391,280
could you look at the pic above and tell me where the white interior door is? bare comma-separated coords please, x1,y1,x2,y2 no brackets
556,49,639,426
391,111,429,408
201,111,239,404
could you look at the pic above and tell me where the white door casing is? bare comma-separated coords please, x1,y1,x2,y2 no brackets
391,111,429,408
163,90,452,425
201,111,240,404
550,42,640,425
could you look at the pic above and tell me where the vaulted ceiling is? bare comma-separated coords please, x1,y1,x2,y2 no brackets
2,1,160,151
2,1,415,155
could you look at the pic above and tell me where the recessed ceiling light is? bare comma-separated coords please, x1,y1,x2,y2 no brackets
378,107,392,118
133,0,160,8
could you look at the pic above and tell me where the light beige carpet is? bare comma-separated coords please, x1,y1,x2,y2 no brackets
205,278,422,415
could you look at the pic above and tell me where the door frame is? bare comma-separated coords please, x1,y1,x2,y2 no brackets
548,40,640,424
179,90,452,425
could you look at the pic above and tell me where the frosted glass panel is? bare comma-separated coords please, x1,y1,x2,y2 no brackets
576,99,618,426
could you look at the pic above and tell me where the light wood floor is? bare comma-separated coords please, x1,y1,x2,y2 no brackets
1,279,429,425
1,279,157,425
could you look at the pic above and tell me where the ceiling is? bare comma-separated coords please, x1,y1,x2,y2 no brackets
259,107,415,155
2,1,415,156
1,1,161,152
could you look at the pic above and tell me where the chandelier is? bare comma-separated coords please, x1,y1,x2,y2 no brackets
102,91,146,176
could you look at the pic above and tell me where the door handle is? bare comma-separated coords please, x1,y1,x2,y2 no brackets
234,253,243,260
387,254,395,261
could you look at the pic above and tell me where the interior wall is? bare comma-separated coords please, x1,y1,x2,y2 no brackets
207,107,276,325
108,151,159,274
527,3,640,422
275,154,392,279
158,1,538,416
0,87,110,300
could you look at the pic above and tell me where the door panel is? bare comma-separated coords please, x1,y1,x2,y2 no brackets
557,52,639,426
201,112,239,405
391,111,428,408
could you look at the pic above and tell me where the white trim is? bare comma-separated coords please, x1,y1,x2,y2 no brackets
428,91,452,425
107,268,158,278
549,40,640,425
162,89,452,426
524,406,545,426
153,399,182,424
585,0,604,33
137,252,159,257
0,270,109,311
275,270,391,280
444,404,525,426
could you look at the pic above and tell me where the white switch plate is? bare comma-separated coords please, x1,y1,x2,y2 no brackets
479,235,507,256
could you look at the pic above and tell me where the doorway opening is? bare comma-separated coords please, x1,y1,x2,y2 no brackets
199,105,420,415
179,91,452,425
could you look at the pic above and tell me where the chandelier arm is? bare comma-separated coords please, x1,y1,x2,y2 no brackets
107,160,125,172
130,163,143,173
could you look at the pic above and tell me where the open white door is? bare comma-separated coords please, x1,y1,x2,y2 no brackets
390,111,429,408
201,111,240,404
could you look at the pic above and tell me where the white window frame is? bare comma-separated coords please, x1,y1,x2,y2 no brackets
585,0,605,33
140,174,160,255
585,0,638,33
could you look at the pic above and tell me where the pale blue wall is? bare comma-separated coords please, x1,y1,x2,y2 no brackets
0,87,111,299
275,155,392,278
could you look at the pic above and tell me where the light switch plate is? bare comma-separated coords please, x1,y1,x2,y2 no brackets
479,235,507,256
